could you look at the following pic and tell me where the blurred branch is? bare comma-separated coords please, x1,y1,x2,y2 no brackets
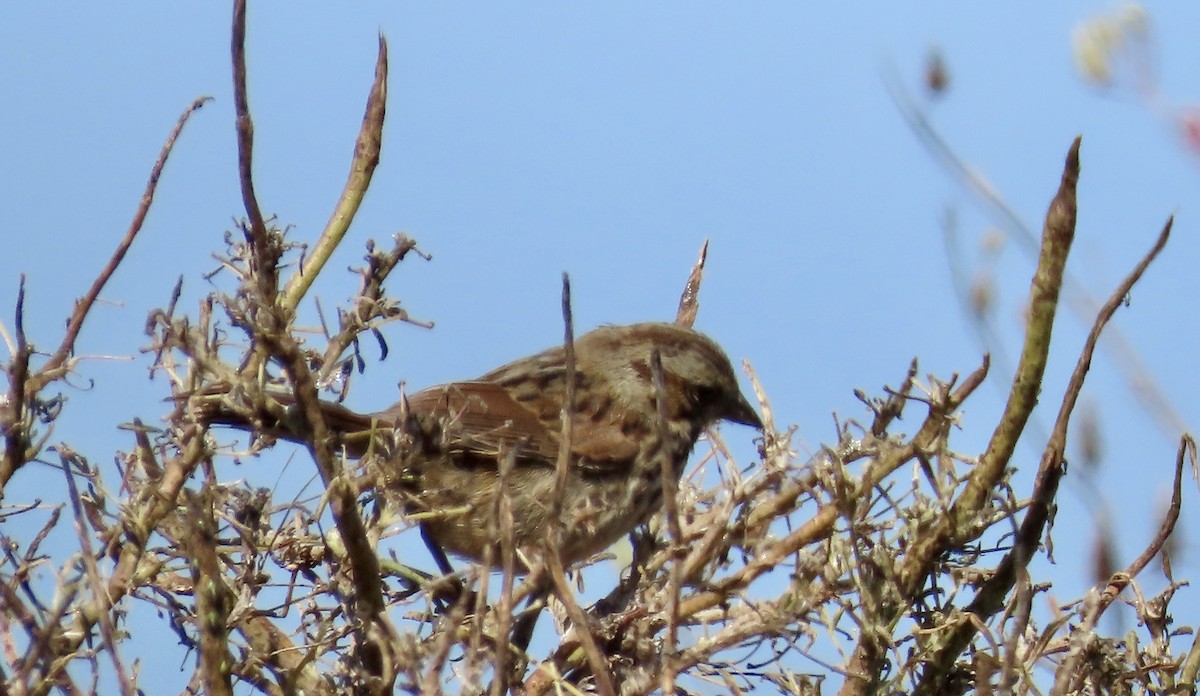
227,11,401,687
545,552,616,696
547,273,577,550
523,274,621,695
258,326,396,690
236,615,328,695
1051,431,1190,694
314,235,429,390
1095,429,1190,609
37,430,210,696
886,62,1187,440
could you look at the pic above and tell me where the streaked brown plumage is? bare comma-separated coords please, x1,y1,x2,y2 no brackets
203,322,761,567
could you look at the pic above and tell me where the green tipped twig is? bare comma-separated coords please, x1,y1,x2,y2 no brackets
844,137,1082,696
282,35,389,313
914,213,1173,696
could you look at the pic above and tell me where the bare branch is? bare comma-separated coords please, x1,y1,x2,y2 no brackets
231,0,271,289
37,97,210,385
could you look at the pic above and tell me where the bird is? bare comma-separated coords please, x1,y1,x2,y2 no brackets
200,322,761,570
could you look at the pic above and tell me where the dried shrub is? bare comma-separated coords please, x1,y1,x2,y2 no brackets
1,6,1194,696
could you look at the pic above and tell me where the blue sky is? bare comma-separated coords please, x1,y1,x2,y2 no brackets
2,2,1198,689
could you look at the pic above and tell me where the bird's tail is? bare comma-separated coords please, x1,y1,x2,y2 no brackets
190,387,391,460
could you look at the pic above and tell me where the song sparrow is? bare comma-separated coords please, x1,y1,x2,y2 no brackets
203,322,761,568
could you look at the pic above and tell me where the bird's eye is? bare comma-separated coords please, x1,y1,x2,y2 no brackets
693,384,722,406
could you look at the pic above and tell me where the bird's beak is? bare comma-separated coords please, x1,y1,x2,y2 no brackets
727,393,763,429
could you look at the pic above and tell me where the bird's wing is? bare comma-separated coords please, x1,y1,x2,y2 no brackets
404,381,562,464
394,381,642,474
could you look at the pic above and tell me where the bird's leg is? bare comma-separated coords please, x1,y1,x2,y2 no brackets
592,528,651,618
421,523,456,576
509,586,548,655
418,523,474,613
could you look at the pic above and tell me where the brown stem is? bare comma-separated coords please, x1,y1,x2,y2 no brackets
35,97,210,387
231,0,271,292
1,276,31,493
650,348,683,694
184,489,235,696
544,552,617,696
